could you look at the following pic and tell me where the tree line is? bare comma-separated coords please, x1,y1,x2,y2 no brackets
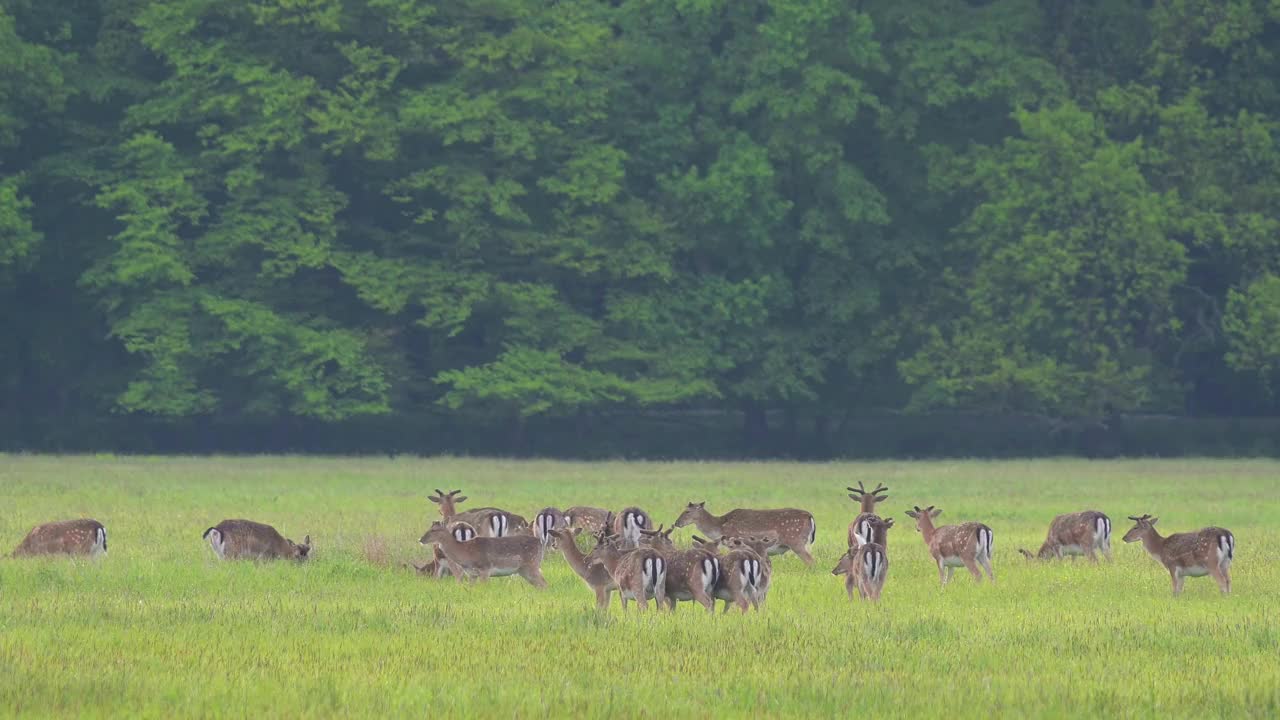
2,0,1279,455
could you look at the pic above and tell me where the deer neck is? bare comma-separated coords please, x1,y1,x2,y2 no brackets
692,510,727,538
439,502,456,519
1139,528,1166,559
860,499,878,514
918,517,939,544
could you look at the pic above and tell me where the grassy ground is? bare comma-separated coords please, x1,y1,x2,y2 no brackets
0,456,1277,719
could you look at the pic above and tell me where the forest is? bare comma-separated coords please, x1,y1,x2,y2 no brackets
2,0,1279,456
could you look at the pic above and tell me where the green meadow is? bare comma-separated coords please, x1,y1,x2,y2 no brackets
0,456,1277,719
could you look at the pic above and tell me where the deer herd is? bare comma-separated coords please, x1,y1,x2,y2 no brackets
6,482,1237,605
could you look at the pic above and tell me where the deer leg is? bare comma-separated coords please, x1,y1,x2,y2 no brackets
519,566,548,588
791,545,815,566
1085,544,1099,563
845,575,856,601
1209,563,1230,595
938,560,949,586
963,556,983,582
594,587,609,610
979,554,996,583
1170,568,1184,596
475,568,491,583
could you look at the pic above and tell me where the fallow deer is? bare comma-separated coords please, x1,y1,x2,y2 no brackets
533,507,567,547
412,522,478,578
419,520,547,587
638,526,719,613
1019,510,1112,562
428,488,530,537
851,516,895,550
832,542,888,602
1122,514,1234,595
564,506,611,535
696,535,772,613
846,482,891,549
673,501,816,565
905,505,994,585
203,519,311,561
10,519,107,558
587,514,666,611
550,527,617,610
612,506,653,548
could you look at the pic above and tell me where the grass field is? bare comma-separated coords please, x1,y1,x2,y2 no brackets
1,456,1277,719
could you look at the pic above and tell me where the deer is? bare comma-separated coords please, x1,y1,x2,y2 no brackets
1019,510,1112,562
905,505,994,585
428,488,529,537
637,526,719,613
533,507,568,547
1122,514,1234,596
586,513,666,611
419,520,547,587
410,522,478,578
612,506,653,548
832,529,889,602
550,526,617,610
203,519,311,561
564,506,611,535
673,501,816,565
846,482,891,549
10,519,107,558
696,535,772,613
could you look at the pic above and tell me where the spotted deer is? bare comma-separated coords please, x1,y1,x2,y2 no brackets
1122,514,1234,596
10,519,107,558
638,526,719,613
411,522,478,578
832,542,888,602
673,502,816,565
905,505,994,585
419,520,547,587
564,506,611,535
697,535,772,613
428,489,529,537
533,507,567,547
847,482,891,549
612,506,653,548
588,514,666,611
203,519,311,561
550,527,617,610
1019,510,1112,562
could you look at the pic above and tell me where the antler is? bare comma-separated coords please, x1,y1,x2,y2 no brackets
1127,514,1152,522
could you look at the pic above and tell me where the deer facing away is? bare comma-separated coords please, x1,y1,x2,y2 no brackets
428,488,529,537
696,534,772,613
673,501,816,565
1123,514,1234,595
847,482,891,549
638,526,720,613
11,519,107,558
832,543,888,602
1019,510,1112,562
204,519,311,561
905,505,994,585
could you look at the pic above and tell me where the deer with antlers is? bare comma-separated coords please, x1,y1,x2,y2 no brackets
419,520,547,587
203,519,311,562
673,501,816,565
1122,514,1234,596
1019,510,1112,562
10,519,107,558
428,488,529,538
905,505,994,585
846,482,891,549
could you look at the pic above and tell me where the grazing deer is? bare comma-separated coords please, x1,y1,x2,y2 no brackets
550,527,617,610
697,535,772,613
1019,510,1112,562
832,542,889,602
564,506,611,535
203,519,311,561
1122,514,1234,596
10,519,107,558
905,505,994,585
412,522,478,578
428,488,530,537
846,482,891,548
673,501,816,565
587,514,666,611
612,506,653,548
533,507,567,547
638,526,719,613
419,521,547,587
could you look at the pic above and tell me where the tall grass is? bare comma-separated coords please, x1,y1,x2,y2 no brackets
1,456,1277,718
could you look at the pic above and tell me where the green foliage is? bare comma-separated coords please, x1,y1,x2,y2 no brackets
1224,274,1280,377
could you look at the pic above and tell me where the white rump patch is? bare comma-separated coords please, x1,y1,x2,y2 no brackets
92,527,107,557
207,529,226,559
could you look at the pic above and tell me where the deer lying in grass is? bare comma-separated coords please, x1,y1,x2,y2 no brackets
419,520,547,587
612,507,653,548
847,482,891,549
410,523,478,578
533,507,567,547
1019,510,1112,562
832,529,889,602
10,519,107,558
637,526,719,613
673,501,816,565
428,488,529,537
1123,514,1234,596
203,519,311,561
696,535,772,613
564,506,611,535
550,527,617,610
905,505,994,585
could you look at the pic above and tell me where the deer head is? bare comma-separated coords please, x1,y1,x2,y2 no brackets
847,482,890,513
1123,514,1158,543
290,535,312,561
674,502,707,528
831,548,856,576
905,505,941,532
428,489,467,518
638,524,675,550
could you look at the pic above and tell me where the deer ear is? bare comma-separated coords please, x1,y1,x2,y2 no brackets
429,496,441,503
929,509,942,519
883,518,895,528
905,510,918,518
303,535,311,546
1149,517,1158,526
878,495,890,502
455,496,468,504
